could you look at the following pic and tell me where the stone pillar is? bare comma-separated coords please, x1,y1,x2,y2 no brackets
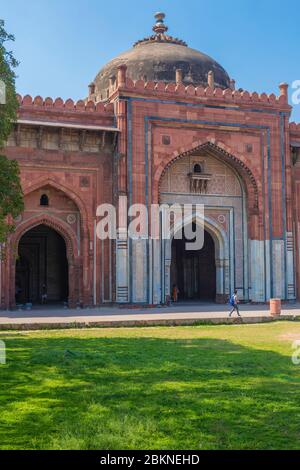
82,233,91,306
224,259,230,299
230,79,236,91
131,238,147,303
250,240,266,302
152,238,161,305
68,263,77,308
163,227,173,304
108,75,116,95
208,71,215,89
116,196,129,303
176,69,183,85
117,64,127,89
215,258,229,303
283,114,296,300
116,231,129,303
279,83,289,104
286,232,296,299
272,240,285,299
115,97,128,303
88,82,95,100
116,100,128,193
164,258,171,303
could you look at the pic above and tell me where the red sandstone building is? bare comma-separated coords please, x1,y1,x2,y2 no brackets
1,13,300,309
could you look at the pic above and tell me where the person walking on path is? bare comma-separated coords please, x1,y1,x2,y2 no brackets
229,290,241,317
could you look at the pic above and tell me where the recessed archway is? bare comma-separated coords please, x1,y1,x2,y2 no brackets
8,214,81,309
15,224,69,305
156,142,250,304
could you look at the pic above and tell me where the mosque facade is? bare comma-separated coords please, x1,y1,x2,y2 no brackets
1,13,300,309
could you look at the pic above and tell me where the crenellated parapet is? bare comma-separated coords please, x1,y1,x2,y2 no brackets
17,94,114,113
16,94,115,129
121,79,288,107
104,67,291,110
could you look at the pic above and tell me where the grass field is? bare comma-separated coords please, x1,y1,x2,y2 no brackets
0,322,300,450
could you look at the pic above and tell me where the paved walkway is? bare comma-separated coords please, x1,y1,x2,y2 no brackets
0,302,300,330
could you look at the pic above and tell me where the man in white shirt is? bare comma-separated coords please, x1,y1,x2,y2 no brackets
229,290,241,317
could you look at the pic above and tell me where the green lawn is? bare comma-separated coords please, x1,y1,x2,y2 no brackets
0,322,300,450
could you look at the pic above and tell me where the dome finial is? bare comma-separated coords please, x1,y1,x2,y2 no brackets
133,12,187,47
153,12,168,34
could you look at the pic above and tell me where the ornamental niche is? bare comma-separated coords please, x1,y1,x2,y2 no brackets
160,154,242,197
188,162,212,194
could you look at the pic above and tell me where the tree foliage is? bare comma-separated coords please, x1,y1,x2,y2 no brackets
0,155,23,241
0,18,24,244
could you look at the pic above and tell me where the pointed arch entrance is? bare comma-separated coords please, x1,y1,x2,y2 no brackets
10,214,81,308
163,213,230,303
16,225,69,305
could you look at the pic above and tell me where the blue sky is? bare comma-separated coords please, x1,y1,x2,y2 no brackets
2,0,300,121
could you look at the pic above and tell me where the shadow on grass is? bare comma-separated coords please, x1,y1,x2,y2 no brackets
0,335,299,450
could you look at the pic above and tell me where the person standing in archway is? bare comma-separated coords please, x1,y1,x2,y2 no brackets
229,290,241,317
172,284,179,303
41,284,48,305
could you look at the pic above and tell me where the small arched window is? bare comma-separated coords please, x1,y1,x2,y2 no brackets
193,164,202,174
40,194,49,206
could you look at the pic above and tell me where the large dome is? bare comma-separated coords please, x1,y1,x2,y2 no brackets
93,13,231,100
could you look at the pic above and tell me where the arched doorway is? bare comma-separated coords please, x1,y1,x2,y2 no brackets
171,225,216,301
15,224,69,305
